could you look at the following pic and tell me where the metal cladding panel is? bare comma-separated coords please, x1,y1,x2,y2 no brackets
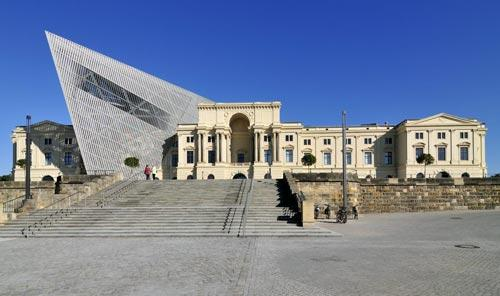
46,31,211,176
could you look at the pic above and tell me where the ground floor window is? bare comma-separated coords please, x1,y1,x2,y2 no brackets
346,151,352,165
187,151,194,164
460,147,469,161
285,149,293,163
364,152,373,165
323,152,331,165
64,152,73,166
264,149,271,164
207,174,215,179
438,147,446,161
415,147,424,160
384,152,393,165
208,150,216,163
44,152,52,166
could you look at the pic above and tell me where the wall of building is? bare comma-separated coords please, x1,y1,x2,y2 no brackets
292,173,500,214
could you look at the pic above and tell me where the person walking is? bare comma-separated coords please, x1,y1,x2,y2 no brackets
152,166,157,180
144,165,152,180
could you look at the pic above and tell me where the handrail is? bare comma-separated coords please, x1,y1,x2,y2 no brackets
95,171,143,208
239,178,254,237
21,191,83,237
2,195,28,213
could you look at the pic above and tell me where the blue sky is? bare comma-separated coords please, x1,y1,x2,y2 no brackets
0,0,499,175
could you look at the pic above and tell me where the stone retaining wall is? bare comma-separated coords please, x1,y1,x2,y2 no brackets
291,173,500,214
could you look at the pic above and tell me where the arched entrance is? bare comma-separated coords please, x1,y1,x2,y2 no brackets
233,173,247,179
230,113,251,163
264,173,272,179
42,175,54,181
436,171,451,178
187,175,194,180
416,173,425,179
461,172,470,178
207,174,215,179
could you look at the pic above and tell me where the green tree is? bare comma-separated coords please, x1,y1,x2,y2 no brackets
416,153,434,178
16,159,26,169
0,174,12,181
124,157,140,175
301,153,316,174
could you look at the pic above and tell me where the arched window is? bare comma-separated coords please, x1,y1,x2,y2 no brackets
416,173,425,179
461,172,470,178
207,174,215,179
42,175,54,182
187,175,194,180
436,171,451,178
264,173,272,179
233,173,247,179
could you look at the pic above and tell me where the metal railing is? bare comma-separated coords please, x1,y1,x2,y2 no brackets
238,178,255,237
87,170,115,175
2,195,28,213
21,191,85,237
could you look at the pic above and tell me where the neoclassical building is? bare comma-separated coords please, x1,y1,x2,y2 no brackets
12,121,84,182
163,102,487,180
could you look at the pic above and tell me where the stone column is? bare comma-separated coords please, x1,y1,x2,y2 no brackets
253,132,258,163
216,132,220,163
275,132,280,162
221,133,226,163
197,133,202,163
260,132,265,163
471,130,475,164
226,134,231,163
203,132,209,164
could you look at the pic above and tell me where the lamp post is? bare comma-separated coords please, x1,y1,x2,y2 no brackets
336,111,348,224
25,115,32,199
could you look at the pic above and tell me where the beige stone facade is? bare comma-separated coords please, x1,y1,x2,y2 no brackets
12,121,83,182
164,102,487,180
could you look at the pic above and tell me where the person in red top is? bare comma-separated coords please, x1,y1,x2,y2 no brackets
144,165,152,180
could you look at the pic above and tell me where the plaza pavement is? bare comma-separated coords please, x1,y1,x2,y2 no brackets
0,209,499,295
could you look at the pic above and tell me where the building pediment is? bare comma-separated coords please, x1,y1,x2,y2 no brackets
406,113,478,127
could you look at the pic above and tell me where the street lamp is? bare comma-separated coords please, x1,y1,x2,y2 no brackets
25,115,32,199
337,111,348,223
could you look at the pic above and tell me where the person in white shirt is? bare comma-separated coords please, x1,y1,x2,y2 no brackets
152,166,158,180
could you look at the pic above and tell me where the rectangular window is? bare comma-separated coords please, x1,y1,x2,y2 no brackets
44,138,52,145
384,152,393,165
304,139,311,145
186,136,194,143
437,132,446,139
64,138,73,145
264,135,271,142
285,135,293,142
416,147,424,160
237,153,245,163
364,152,373,165
285,149,293,163
460,147,469,161
323,138,331,145
323,152,332,165
171,154,178,167
208,150,216,163
460,132,469,139
44,152,52,165
415,132,424,140
64,152,73,166
345,138,352,145
438,147,446,161
364,138,372,145
207,136,213,143
187,151,194,164
384,137,392,145
346,152,352,165
264,149,271,164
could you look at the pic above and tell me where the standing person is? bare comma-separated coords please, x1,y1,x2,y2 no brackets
144,165,152,180
152,166,157,180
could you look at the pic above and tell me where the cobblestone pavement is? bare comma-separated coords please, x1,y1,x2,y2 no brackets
0,210,499,295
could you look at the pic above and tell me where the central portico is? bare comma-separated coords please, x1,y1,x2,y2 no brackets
168,102,284,180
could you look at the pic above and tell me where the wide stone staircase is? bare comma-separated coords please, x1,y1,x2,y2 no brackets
0,179,337,238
